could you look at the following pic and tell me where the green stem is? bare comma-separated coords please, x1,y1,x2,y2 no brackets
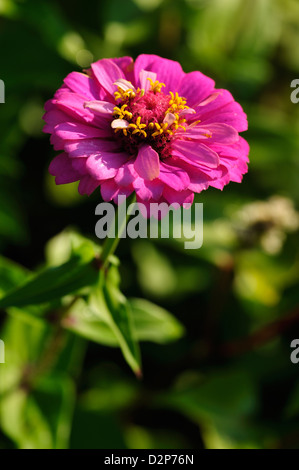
100,192,137,269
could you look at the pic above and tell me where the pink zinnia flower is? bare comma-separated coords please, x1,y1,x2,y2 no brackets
44,54,249,212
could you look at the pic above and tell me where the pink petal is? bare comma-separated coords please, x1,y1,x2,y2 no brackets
54,92,109,128
64,72,101,100
182,123,239,144
50,133,65,151
172,140,220,168
133,177,164,201
202,108,248,133
49,153,81,184
167,156,212,193
210,137,249,185
54,121,109,140
198,92,220,107
64,139,122,158
84,100,115,116
43,108,70,133
113,78,136,93
139,70,157,91
100,179,120,201
163,187,194,206
111,56,134,81
179,108,196,116
78,175,101,195
178,71,215,107
136,196,170,219
159,161,190,190
194,89,232,115
163,113,176,126
91,59,124,96
134,144,160,181
70,158,88,175
134,54,185,93
208,166,230,190
111,119,130,129
115,162,137,186
85,151,128,180
193,89,248,132
112,187,134,203
211,136,250,160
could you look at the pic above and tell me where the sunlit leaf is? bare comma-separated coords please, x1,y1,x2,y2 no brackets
0,243,99,308
129,298,184,343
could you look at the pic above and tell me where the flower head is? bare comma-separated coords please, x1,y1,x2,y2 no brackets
44,54,249,213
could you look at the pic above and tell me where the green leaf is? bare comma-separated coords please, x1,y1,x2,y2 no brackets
0,255,29,297
159,369,257,421
0,375,75,449
61,297,116,346
63,269,141,375
0,243,99,308
0,389,53,449
102,282,141,376
33,375,75,449
62,295,184,347
128,298,184,343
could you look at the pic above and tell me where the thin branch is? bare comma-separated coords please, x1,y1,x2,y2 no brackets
219,306,299,357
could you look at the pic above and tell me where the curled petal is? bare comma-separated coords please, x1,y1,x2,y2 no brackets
111,118,130,129
139,70,157,91
179,108,196,116
182,123,239,144
113,78,136,92
84,100,115,116
163,113,177,126
198,92,221,107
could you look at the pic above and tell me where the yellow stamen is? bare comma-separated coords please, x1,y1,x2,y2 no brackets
167,91,188,115
114,87,136,101
152,122,169,137
147,77,166,93
113,104,132,120
113,79,190,139
129,116,147,138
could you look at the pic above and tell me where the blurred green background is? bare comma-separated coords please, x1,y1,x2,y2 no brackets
1,0,299,449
